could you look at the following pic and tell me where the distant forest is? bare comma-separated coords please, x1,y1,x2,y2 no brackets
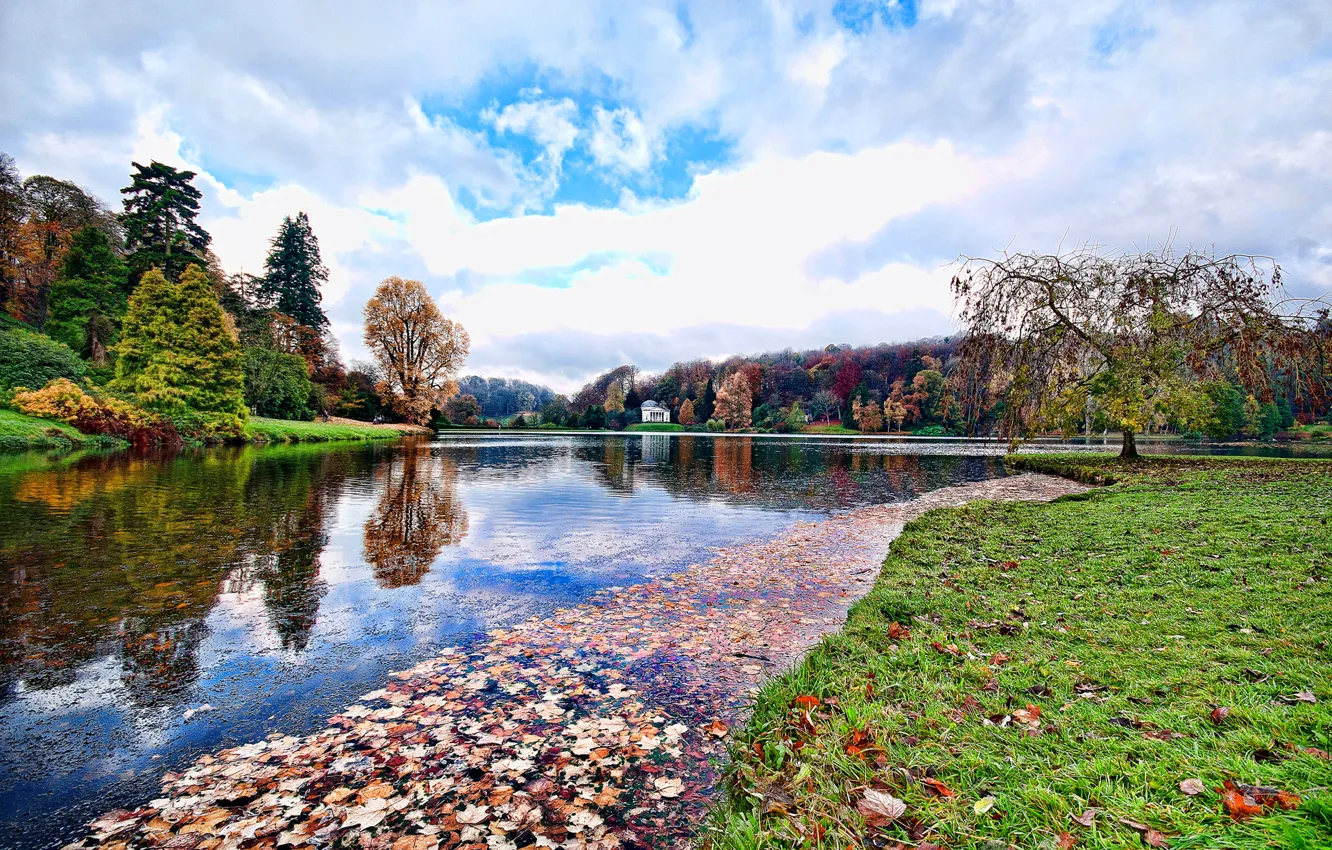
456,376,558,418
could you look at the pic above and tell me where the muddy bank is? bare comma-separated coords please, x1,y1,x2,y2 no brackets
67,473,1088,850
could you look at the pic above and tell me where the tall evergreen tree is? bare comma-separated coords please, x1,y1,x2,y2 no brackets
120,161,210,283
46,226,129,365
0,152,26,312
112,264,246,419
259,212,329,331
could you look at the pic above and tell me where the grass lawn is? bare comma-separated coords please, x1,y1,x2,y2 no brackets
0,409,123,452
245,416,423,443
709,454,1331,850
803,423,860,435
627,422,686,432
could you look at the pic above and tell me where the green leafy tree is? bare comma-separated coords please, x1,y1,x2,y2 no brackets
120,161,210,283
243,348,314,419
112,265,246,420
258,212,329,332
1203,382,1245,440
0,324,85,397
46,226,129,364
0,152,23,309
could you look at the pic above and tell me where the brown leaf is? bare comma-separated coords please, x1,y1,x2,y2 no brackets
1178,778,1205,796
1209,706,1230,724
1143,829,1169,848
1279,690,1317,704
1057,832,1076,850
919,777,954,798
887,621,911,640
1303,746,1330,760
703,719,729,738
1071,809,1096,828
1221,786,1263,821
857,789,906,826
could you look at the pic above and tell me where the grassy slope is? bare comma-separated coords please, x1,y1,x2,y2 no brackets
0,409,123,452
245,416,419,443
627,422,686,432
709,455,1331,850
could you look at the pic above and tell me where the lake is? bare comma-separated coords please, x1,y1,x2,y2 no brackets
0,434,1026,849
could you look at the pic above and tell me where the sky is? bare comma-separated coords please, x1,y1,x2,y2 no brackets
3,0,1330,393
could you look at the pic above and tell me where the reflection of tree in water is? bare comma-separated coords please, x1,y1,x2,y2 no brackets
363,446,468,588
712,437,755,493
0,445,362,704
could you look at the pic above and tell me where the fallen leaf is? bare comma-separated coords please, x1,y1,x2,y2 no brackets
1143,829,1168,848
1179,778,1205,796
858,789,906,825
703,719,729,738
974,796,996,815
1071,810,1096,828
654,776,684,798
1221,786,1263,821
1303,746,1330,760
1210,706,1230,724
1279,691,1317,704
919,777,954,798
888,621,911,640
793,695,821,710
1057,832,1076,850
456,804,490,825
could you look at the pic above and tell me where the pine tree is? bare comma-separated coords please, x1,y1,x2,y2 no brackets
120,161,210,283
112,265,246,418
259,212,329,331
698,377,716,422
678,398,695,425
46,226,129,364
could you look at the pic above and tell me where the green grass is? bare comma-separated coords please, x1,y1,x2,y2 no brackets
244,417,413,443
708,454,1332,850
0,409,124,452
627,422,686,432
803,423,860,435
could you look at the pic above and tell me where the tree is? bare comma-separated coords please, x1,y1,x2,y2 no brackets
715,371,753,429
7,174,110,327
604,382,626,413
244,348,314,420
1242,394,1262,439
698,377,717,422
46,226,129,364
678,397,696,425
258,212,330,332
785,401,806,431
112,265,246,419
443,393,481,423
362,277,469,424
952,246,1326,458
120,161,210,283
808,390,837,423
852,397,883,432
0,153,23,310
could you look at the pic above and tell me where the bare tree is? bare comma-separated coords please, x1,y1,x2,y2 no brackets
951,244,1328,457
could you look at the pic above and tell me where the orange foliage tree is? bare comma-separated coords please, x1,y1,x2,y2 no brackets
362,277,469,424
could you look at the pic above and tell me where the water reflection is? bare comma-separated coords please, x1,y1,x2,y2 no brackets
2,435,1016,850
363,445,469,588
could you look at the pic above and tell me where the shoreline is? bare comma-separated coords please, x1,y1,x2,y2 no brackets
63,473,1087,850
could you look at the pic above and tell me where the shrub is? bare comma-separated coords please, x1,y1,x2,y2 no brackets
170,410,248,443
243,348,314,420
0,327,86,402
706,418,726,432
13,378,177,447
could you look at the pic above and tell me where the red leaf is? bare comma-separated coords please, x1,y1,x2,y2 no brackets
1057,832,1076,850
919,777,954,798
1221,787,1263,821
1209,706,1230,724
887,621,911,640
793,695,821,710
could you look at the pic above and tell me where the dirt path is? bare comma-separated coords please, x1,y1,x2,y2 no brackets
71,473,1088,850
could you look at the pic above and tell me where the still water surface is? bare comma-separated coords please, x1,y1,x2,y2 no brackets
1,434,1017,849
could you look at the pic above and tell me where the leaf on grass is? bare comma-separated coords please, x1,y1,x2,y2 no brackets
1209,706,1230,724
1220,787,1264,821
1057,833,1076,850
974,796,996,815
793,695,821,710
1071,810,1096,828
1143,829,1169,848
858,789,906,825
919,777,954,798
1303,746,1330,760
1279,691,1316,704
1179,778,1205,796
887,621,911,640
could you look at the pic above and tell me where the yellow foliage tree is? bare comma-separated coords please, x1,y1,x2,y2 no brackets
715,372,752,429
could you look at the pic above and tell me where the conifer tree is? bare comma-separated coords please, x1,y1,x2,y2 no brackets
112,265,246,418
120,161,210,283
259,212,329,331
47,226,129,364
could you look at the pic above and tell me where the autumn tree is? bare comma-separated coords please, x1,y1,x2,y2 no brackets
0,153,23,310
604,381,626,413
952,245,1327,457
852,397,883,432
46,226,129,364
120,161,210,283
259,212,330,332
112,265,247,421
715,371,753,429
363,277,469,424
678,397,696,425
363,447,468,588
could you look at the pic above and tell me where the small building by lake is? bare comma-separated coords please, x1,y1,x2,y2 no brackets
640,400,670,423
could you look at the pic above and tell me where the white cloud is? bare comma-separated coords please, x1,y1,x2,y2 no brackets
587,106,654,173
486,97,581,173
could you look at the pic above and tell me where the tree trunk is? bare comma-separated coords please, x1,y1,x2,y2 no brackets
1120,430,1139,459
